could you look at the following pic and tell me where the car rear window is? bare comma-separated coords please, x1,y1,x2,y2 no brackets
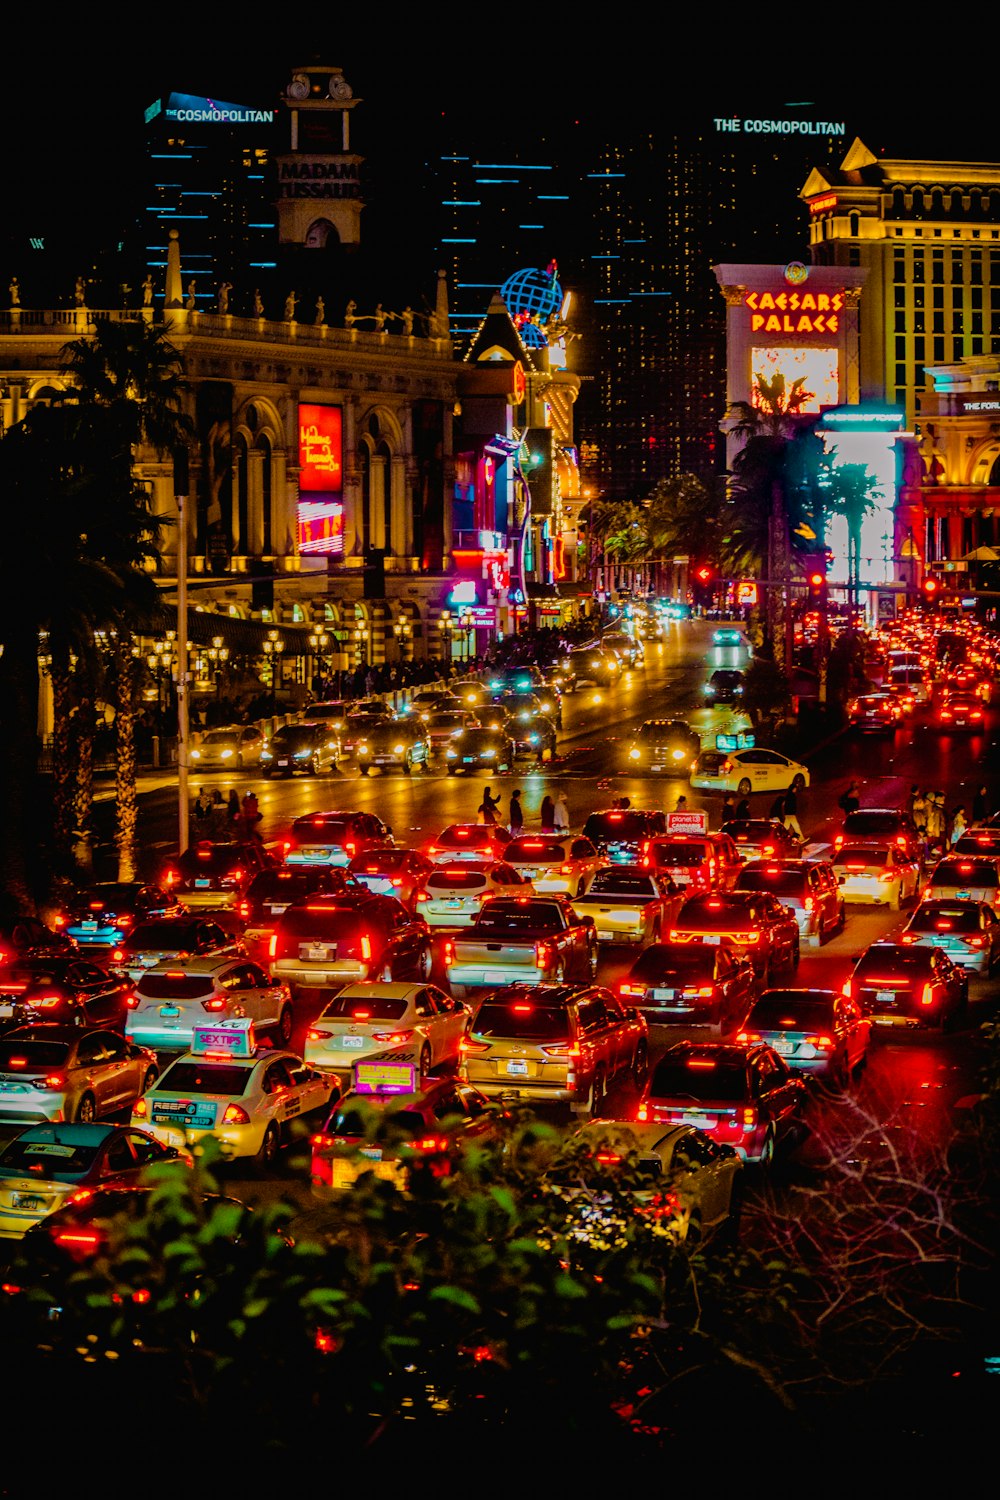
0,1139,99,1178
694,751,727,772
124,921,201,951
748,994,836,1028
320,995,409,1021
736,869,804,896
677,897,756,930
505,840,567,863
0,1040,69,1069
328,1106,428,1140
722,822,780,839
291,818,350,843
439,827,493,849
178,847,245,876
135,973,217,1000
156,1061,251,1096
855,948,932,975
650,842,710,867
628,946,715,981
74,885,142,909
583,813,656,842
278,909,369,940
908,905,982,934
246,870,326,900
649,1060,747,1101
471,1002,571,1041
585,871,656,896
474,903,562,933
929,861,999,888
350,851,408,873
835,847,887,869
844,812,906,835
427,870,487,891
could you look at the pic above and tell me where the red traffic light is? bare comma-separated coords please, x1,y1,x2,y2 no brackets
809,572,824,587
696,566,712,582
923,577,939,594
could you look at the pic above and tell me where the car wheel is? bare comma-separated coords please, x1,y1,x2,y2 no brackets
632,1040,649,1090
757,1128,776,1169
419,1044,432,1081
274,1004,293,1046
418,944,433,981
256,1123,280,1171
583,1070,606,1118
737,778,752,798
359,767,370,776
402,758,411,776
141,1067,158,1094
76,1093,97,1124
791,773,806,793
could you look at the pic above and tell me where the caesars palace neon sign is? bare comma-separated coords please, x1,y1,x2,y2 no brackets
745,289,844,336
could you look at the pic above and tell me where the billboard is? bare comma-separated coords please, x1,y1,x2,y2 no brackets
298,404,344,556
751,346,839,415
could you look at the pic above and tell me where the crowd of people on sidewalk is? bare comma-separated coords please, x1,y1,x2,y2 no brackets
192,786,263,842
477,784,570,836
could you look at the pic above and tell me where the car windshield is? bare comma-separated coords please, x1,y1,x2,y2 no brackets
628,947,716,981
638,722,691,740
320,995,409,1021
583,813,654,842
505,840,567,863
748,993,836,1028
471,1002,571,1040
473,903,563,933
201,729,240,745
155,1061,251,1095
585,872,656,896
270,729,325,751
908,905,982,934
0,1138,100,1180
124,921,202,950
649,1060,747,1101
737,869,805,895
711,671,743,685
0,1040,69,1069
855,947,933,975
930,861,999,888
136,973,217,1000
650,843,709,867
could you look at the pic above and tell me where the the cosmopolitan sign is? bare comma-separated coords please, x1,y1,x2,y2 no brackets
714,117,846,136
165,93,274,124
745,288,844,336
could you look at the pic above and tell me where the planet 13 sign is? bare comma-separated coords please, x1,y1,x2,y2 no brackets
744,288,844,337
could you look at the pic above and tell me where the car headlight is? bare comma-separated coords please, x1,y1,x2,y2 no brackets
220,748,233,759
483,748,496,758
293,748,312,759
446,748,458,758
671,749,684,760
702,683,712,694
358,744,371,756
261,749,273,761
191,749,201,760
629,748,641,760
393,744,405,754
734,686,743,694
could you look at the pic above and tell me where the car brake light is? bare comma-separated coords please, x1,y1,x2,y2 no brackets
459,1037,489,1054
413,1136,450,1153
415,892,429,903
345,843,356,858
879,872,897,883
736,1030,761,1043
687,1058,716,1069
27,994,62,1009
740,931,760,944
968,936,985,948
535,941,554,969
834,836,844,850
896,836,907,847
841,979,853,998
620,983,643,996
53,1229,102,1255
132,1098,147,1117
636,1100,649,1121
238,901,250,919
201,998,227,1012
741,1106,757,1129
595,1151,622,1164
512,1003,533,1012
814,1036,834,1049
443,940,455,966
560,864,574,875
222,1104,251,1124
125,994,140,1009
920,984,936,1006
111,948,125,963
426,847,438,857
307,1028,333,1040
371,1030,413,1044
360,935,372,961
900,933,918,944
542,1042,580,1057
681,985,715,998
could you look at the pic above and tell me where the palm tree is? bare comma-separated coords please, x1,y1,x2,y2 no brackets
822,458,882,610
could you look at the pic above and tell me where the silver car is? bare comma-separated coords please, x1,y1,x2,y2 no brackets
0,1026,159,1125
125,956,294,1051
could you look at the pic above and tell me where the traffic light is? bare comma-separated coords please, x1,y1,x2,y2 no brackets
695,565,713,584
807,571,827,608
922,575,939,598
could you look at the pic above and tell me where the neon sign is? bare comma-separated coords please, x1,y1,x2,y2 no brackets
809,194,839,214
298,405,343,493
745,289,843,337
298,503,344,556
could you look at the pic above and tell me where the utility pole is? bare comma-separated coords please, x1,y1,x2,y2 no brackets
174,446,190,856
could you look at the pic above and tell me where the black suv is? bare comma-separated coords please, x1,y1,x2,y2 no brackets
625,719,701,775
704,669,745,705
581,808,668,863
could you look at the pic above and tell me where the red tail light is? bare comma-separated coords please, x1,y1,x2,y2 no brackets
53,1229,102,1256
741,1106,757,1129
415,892,429,903
841,979,853,998
164,869,179,886
413,1136,449,1153
371,1030,413,1044
27,994,62,1009
237,900,250,919
814,1035,834,1049
222,1103,251,1124
43,1074,66,1090
535,940,554,969
736,1030,761,1043
307,1028,333,1040
345,842,356,858
595,1151,622,1165
620,983,644,996
360,935,372,962
132,1098,147,1117
112,949,125,963
125,994,140,1009
443,939,455,967
459,1037,489,1054
879,872,897,883
636,1100,649,1122
896,836,907,847
920,983,935,1007
201,998,227,1012
900,933,918,944
541,1043,580,1058
803,896,815,912
269,933,278,960
968,936,985,948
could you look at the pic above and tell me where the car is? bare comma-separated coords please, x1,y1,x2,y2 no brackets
299,698,352,733
921,854,1000,913
338,710,393,759
641,832,744,895
832,843,922,911
663,600,693,621
425,823,513,864
268,892,433,994
508,712,559,764
566,645,620,687
581,808,669,864
618,942,756,1034
721,818,801,861
544,655,579,694
444,724,516,774
310,1075,497,1196
414,862,533,927
0,1026,159,1124
953,828,1000,858
260,721,342,777
846,693,903,732
355,717,431,775
304,981,471,1079
459,982,648,1114
283,810,395,869
486,664,549,696
669,890,801,979
423,708,480,752
636,1040,810,1165
446,896,598,995
571,866,685,945
900,899,1000,975
736,988,870,1085
159,838,278,909
236,866,362,962
692,747,810,797
189,723,266,771
887,665,931,705
351,696,394,720
884,679,920,716
112,914,244,982
502,834,605,896
625,719,701,775
601,630,644,670
689,747,729,785
711,626,746,648
126,954,295,1051
0,1122,188,1240
0,914,77,967
491,685,564,730
0,957,133,1037
347,848,437,909
948,667,991,702
702,668,745,704
132,1019,338,1167
845,942,968,1031
833,808,922,860
407,688,463,718
734,859,845,946
935,694,986,730
59,882,182,951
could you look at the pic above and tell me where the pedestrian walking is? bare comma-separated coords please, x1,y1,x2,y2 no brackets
769,791,786,822
911,787,928,831
553,793,570,835
735,796,751,820
720,793,737,826
207,789,227,835
949,805,969,846
509,789,524,835
972,784,990,824
540,794,555,832
781,784,804,841
925,790,946,852
240,789,262,842
226,789,240,826
193,788,210,821
478,786,501,826
838,782,860,816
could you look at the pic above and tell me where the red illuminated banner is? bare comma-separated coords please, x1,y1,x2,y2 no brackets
298,404,343,494
298,501,344,556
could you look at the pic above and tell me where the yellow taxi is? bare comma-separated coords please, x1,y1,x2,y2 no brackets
502,834,605,897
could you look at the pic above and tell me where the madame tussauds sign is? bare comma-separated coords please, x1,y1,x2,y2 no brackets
278,160,361,199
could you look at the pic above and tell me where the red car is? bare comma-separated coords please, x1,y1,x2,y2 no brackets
636,1040,809,1165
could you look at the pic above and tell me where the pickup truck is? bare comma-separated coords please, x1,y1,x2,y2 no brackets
445,897,598,998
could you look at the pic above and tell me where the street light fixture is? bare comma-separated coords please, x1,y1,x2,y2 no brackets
392,614,413,660
262,630,285,716
353,624,371,667
205,635,230,702
459,607,475,663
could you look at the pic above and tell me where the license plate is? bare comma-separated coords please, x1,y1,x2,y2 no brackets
680,1113,711,1128
194,879,211,889
0,1005,13,1019
81,921,99,932
652,988,676,1000
308,946,331,961
266,904,289,916
772,1040,795,1055
701,934,721,945
485,970,508,983
159,1004,181,1018
444,899,464,908
277,759,289,767
359,1146,383,1161
876,990,896,1005
12,1194,44,1211
341,1035,365,1049
650,763,664,772
506,1059,528,1075
463,756,475,763
0,1082,28,1093
956,890,971,900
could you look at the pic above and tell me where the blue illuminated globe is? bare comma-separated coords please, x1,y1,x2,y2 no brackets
501,266,563,324
518,320,549,348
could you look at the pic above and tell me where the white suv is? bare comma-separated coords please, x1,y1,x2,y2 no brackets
126,955,294,1052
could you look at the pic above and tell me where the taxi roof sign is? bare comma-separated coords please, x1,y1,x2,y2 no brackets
716,731,755,751
353,1059,416,1096
191,1018,256,1059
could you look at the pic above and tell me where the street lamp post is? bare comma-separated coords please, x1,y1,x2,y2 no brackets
439,613,454,664
459,607,474,663
308,629,331,695
205,635,230,705
392,614,412,660
262,630,285,718
353,625,370,669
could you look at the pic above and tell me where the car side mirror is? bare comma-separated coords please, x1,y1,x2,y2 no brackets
838,875,846,885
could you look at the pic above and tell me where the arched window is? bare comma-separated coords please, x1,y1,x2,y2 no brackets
235,435,249,554
911,188,925,217
892,188,906,216
358,440,372,553
988,452,1000,487
378,438,393,553
849,212,859,237
258,435,272,555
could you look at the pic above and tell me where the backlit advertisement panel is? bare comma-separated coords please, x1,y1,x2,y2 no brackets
298,404,344,556
751,346,839,415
